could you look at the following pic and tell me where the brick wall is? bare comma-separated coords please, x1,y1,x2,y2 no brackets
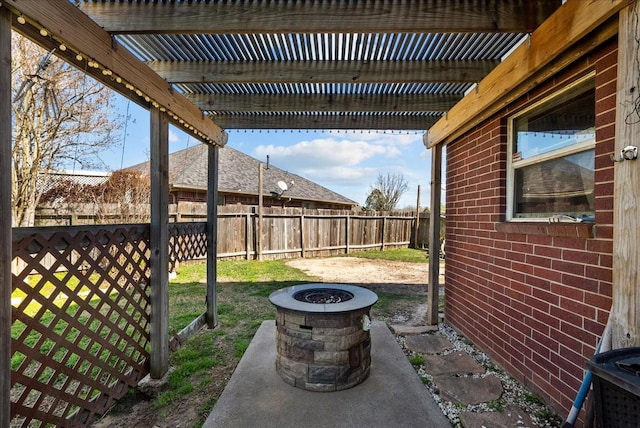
444,39,616,422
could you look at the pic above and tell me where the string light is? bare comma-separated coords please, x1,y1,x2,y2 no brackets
17,16,220,146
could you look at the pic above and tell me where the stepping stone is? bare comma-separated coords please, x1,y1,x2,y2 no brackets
459,405,536,428
405,334,452,354
390,325,438,335
423,352,485,376
434,374,503,405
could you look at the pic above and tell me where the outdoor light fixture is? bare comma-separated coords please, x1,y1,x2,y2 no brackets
611,145,639,162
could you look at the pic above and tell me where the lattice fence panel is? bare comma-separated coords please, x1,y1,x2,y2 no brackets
168,222,207,271
10,225,151,427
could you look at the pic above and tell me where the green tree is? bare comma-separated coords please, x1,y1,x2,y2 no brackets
363,172,408,211
11,34,120,226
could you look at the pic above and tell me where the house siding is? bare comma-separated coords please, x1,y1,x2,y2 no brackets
444,39,616,421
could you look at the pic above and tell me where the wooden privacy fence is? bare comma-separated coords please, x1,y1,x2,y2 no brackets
35,204,432,263
211,206,425,261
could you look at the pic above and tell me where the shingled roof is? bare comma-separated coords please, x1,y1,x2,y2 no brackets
129,144,357,207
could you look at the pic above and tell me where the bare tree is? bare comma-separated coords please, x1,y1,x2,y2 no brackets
11,34,120,226
363,172,409,211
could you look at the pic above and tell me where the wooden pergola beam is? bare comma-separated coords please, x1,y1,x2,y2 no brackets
426,0,628,147
187,93,460,113
79,1,561,34
211,114,439,130
150,60,499,84
4,0,227,146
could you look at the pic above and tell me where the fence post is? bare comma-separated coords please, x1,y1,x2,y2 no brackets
149,107,170,378
245,213,251,260
300,213,306,258
381,216,386,251
345,214,350,254
257,164,263,261
0,8,12,426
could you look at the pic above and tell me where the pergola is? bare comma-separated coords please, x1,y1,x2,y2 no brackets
1,1,636,425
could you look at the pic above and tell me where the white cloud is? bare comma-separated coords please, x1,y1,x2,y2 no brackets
168,129,181,144
254,138,388,170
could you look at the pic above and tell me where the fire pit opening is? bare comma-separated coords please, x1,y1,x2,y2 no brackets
269,283,378,392
293,288,354,304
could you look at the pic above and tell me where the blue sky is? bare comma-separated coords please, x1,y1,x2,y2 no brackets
97,98,436,209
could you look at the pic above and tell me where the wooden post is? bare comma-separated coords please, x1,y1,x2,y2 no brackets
381,216,386,250
300,214,306,258
257,163,263,261
1,8,12,426
611,0,640,349
206,144,219,329
427,144,443,325
345,214,350,254
414,185,421,248
245,213,251,260
149,107,170,378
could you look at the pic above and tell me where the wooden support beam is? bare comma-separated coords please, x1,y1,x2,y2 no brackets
150,107,170,379
427,144,442,325
187,93,460,113
257,164,264,261
79,1,561,34
149,60,499,84
5,0,226,146
0,8,12,427
426,0,627,147
611,0,640,349
212,114,439,130
206,144,220,329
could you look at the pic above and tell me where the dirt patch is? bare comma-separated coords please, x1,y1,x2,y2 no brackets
285,257,430,285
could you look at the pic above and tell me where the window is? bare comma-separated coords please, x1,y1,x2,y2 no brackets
507,75,595,221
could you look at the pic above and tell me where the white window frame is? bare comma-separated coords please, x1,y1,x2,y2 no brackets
506,73,596,222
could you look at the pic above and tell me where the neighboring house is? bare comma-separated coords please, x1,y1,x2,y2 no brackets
129,144,357,210
429,21,617,421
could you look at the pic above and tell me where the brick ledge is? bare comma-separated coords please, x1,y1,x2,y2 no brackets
495,222,594,238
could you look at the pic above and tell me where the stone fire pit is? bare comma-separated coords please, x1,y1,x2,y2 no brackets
269,283,378,392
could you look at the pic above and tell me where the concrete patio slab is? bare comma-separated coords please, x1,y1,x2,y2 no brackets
203,320,451,428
